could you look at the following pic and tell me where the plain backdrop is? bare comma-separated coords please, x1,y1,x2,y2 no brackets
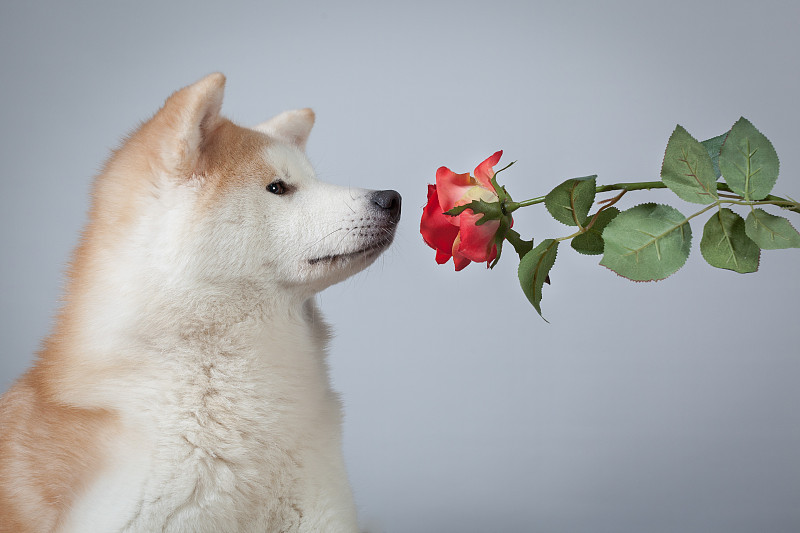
1,1,799,532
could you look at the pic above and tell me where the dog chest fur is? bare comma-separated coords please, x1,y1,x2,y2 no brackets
63,299,357,532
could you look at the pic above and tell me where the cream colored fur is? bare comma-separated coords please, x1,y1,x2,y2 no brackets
0,73,400,532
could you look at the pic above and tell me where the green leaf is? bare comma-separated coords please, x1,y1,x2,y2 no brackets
600,203,692,281
661,125,718,204
745,208,800,249
571,207,620,255
701,132,727,179
544,176,597,227
505,228,534,260
719,117,779,201
700,208,760,273
518,239,559,320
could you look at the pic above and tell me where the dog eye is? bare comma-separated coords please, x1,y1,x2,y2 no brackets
266,180,288,195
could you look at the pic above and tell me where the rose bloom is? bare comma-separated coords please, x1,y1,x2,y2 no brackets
420,150,506,270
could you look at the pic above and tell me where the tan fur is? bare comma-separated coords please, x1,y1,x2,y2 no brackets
0,77,230,532
0,370,118,533
195,120,281,203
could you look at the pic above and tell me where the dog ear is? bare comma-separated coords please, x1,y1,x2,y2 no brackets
152,72,226,174
254,109,315,151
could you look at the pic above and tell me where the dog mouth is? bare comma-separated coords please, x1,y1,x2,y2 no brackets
307,237,393,266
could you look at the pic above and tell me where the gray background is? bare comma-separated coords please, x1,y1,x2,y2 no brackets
1,1,799,532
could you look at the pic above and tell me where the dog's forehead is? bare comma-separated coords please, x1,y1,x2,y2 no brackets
262,142,315,183
195,121,314,187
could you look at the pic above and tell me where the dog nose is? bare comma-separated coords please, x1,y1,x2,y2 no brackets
371,190,402,221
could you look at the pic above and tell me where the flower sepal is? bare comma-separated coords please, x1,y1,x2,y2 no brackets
489,160,516,204
488,212,513,268
443,198,504,221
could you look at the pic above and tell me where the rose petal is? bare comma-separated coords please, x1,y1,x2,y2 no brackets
451,235,471,271
473,150,503,191
435,166,475,213
420,184,460,253
456,211,501,263
453,253,471,271
435,248,452,264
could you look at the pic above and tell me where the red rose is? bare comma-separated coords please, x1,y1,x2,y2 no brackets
420,151,506,270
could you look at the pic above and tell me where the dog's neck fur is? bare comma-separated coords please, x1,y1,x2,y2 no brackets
41,259,331,413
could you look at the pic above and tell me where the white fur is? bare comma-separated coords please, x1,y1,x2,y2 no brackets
8,75,400,532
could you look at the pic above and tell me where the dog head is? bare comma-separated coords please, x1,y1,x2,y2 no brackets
89,73,400,300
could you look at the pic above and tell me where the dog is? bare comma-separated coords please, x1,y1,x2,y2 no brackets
0,73,400,532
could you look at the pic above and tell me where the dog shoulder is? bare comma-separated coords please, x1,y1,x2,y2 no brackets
0,371,119,532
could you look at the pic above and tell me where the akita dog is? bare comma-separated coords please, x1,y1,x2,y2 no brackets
0,73,400,532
